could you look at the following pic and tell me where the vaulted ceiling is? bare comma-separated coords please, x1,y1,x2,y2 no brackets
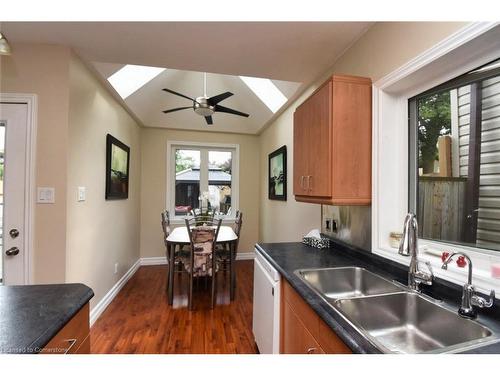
1,22,373,134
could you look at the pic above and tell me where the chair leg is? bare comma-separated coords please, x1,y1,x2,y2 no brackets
165,250,170,293
211,255,217,309
230,242,236,301
189,271,194,310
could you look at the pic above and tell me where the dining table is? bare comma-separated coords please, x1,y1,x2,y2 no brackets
165,225,238,305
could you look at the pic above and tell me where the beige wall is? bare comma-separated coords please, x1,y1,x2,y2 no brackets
140,128,260,257
1,44,70,283
66,53,142,308
259,22,468,245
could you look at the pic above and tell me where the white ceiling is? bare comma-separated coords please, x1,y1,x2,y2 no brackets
1,22,373,134
93,62,302,133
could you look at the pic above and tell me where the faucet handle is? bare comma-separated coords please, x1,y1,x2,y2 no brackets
472,290,495,309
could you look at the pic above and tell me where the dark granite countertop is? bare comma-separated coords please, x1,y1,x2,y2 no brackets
256,241,500,354
0,283,94,354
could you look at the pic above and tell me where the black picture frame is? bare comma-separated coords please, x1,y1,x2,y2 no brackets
105,134,130,200
268,145,287,201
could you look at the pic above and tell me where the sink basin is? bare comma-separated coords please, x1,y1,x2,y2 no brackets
334,292,495,353
295,267,403,301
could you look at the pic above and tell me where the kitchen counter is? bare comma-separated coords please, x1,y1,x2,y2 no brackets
255,241,500,354
0,283,94,354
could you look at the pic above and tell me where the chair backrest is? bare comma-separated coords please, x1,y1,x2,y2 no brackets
185,218,222,251
234,210,243,238
161,210,171,238
189,208,216,226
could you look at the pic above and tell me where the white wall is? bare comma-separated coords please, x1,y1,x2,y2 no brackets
258,22,468,246
65,53,142,309
140,128,260,258
1,44,71,283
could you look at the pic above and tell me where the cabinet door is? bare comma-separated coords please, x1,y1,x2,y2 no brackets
331,78,372,202
293,107,309,195
307,81,332,197
281,300,324,354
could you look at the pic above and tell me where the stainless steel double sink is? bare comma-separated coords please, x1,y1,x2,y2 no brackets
295,267,496,353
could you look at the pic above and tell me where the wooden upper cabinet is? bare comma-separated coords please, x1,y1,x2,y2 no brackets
293,74,372,205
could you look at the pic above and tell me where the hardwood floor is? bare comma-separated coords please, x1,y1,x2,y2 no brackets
90,260,258,354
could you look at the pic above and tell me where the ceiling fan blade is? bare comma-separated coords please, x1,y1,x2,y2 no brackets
207,91,233,105
205,116,213,125
162,106,192,114
162,88,195,102
214,105,249,118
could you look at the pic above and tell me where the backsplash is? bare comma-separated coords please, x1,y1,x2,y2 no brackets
321,205,372,251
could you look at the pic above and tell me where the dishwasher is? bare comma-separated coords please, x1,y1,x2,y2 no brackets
252,246,281,354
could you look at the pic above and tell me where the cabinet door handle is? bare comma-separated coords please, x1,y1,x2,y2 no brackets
309,176,313,192
300,175,305,190
307,347,317,354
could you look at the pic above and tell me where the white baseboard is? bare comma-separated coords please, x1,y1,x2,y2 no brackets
89,258,141,326
140,256,167,265
235,252,255,260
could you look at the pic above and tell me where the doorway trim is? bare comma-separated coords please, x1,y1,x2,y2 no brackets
0,93,37,284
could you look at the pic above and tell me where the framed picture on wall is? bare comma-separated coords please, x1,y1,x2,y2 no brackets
105,134,130,200
268,145,287,201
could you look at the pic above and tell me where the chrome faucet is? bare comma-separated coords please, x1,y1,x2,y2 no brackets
399,213,433,291
441,252,495,319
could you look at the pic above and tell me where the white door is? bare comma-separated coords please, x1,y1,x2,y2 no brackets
0,103,28,285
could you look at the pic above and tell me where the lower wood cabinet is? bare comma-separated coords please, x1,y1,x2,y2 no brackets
42,303,90,354
280,280,351,354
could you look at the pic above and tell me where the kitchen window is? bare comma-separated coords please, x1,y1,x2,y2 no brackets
167,141,239,221
372,24,500,294
408,58,500,253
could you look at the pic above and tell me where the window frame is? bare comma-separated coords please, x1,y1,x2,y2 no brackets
166,140,240,224
408,62,500,252
372,22,500,294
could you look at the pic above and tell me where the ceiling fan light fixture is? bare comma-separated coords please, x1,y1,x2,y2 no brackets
0,32,12,56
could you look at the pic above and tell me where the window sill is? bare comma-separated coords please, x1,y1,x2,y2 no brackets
374,245,500,295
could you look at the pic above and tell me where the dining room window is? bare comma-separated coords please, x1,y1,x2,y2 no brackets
169,142,239,219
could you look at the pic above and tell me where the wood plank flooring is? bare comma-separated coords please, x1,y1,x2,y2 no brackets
90,260,258,354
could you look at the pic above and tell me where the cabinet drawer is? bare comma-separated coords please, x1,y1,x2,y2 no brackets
281,299,324,354
318,318,352,354
42,303,90,354
281,280,351,354
282,280,320,338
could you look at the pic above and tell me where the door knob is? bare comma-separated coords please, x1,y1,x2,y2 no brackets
5,247,20,256
9,229,20,238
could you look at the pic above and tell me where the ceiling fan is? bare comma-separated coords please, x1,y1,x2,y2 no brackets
162,73,250,125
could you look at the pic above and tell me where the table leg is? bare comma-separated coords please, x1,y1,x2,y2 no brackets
168,243,175,305
230,241,236,301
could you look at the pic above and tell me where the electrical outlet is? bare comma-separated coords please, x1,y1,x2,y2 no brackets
114,263,118,274
325,218,332,232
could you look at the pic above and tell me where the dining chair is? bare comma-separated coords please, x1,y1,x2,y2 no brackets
184,218,222,310
190,207,216,225
215,211,242,299
161,210,189,293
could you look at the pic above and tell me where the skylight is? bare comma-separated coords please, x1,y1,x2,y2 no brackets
107,64,165,99
239,76,287,113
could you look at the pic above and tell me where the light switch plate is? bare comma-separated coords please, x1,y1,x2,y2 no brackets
78,186,86,202
37,187,55,204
